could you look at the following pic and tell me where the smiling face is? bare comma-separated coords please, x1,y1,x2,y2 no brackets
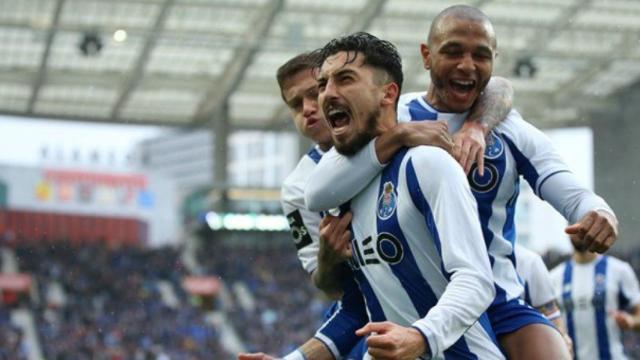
281,68,332,149
316,51,393,156
422,16,496,113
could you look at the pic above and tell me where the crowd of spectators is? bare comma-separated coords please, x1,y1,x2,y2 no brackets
197,241,328,356
0,307,27,360
14,242,228,359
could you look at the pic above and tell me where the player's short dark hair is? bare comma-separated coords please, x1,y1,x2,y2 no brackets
428,5,496,48
276,51,320,101
316,32,403,101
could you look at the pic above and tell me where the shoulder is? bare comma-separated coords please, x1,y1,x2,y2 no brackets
282,155,316,200
607,256,635,275
495,109,545,140
402,146,469,198
406,146,457,167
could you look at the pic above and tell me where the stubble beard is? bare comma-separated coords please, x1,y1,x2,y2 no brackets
333,109,380,156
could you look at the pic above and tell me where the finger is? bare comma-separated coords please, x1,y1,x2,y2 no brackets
367,347,392,360
603,235,616,250
476,146,485,177
588,223,611,253
458,142,472,171
584,216,606,251
339,231,352,257
356,322,390,336
464,145,478,174
337,211,353,231
564,223,582,235
366,334,396,350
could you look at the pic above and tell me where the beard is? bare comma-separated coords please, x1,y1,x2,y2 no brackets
333,108,380,156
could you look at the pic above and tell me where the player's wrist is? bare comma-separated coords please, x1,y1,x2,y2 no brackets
409,326,432,359
282,349,306,360
461,118,490,136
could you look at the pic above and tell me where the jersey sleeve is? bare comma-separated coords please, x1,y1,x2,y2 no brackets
304,139,384,212
618,261,640,310
523,251,556,308
405,146,495,359
314,275,369,358
281,169,321,274
497,110,616,224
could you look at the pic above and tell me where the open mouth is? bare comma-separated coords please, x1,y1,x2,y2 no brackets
449,79,476,94
325,105,351,131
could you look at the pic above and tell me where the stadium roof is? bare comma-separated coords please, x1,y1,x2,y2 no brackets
0,0,638,129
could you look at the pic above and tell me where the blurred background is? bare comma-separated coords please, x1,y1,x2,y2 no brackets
0,0,638,358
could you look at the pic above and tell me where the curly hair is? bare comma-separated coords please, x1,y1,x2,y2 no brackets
316,32,403,99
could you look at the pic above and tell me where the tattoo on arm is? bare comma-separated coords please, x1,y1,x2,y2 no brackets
466,76,514,134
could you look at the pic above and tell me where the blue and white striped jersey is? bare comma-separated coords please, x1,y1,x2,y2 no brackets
306,91,613,309
397,92,572,306
550,255,640,360
514,244,556,308
281,145,325,273
317,146,503,359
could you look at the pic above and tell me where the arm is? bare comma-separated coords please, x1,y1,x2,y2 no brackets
237,339,333,360
454,76,514,175
498,111,617,253
612,263,640,332
312,213,353,299
281,178,321,273
537,300,574,357
239,276,369,360
305,122,453,211
411,148,495,358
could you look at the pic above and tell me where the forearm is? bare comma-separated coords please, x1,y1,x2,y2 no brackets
311,264,348,300
539,172,616,224
305,143,382,211
413,269,495,359
538,301,567,334
295,338,335,360
466,76,513,135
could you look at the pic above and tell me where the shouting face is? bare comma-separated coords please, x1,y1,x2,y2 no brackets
316,51,388,156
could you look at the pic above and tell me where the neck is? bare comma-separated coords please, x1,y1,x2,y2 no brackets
318,142,332,152
375,108,398,135
573,251,598,264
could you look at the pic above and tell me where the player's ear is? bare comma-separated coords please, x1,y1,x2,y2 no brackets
381,82,399,108
420,43,431,70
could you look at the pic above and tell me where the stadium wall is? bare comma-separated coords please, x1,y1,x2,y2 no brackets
590,82,640,250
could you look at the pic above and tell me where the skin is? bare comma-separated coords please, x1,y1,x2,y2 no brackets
536,301,574,357
419,13,571,360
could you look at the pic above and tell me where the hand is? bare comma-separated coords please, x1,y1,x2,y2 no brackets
613,310,636,330
398,121,454,153
356,321,428,360
452,121,488,175
237,352,276,360
318,212,353,267
565,210,618,253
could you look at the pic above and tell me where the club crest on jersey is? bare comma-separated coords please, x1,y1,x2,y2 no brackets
377,182,397,220
484,132,504,160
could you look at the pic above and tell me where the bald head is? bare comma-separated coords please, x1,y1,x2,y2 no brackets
428,5,496,49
